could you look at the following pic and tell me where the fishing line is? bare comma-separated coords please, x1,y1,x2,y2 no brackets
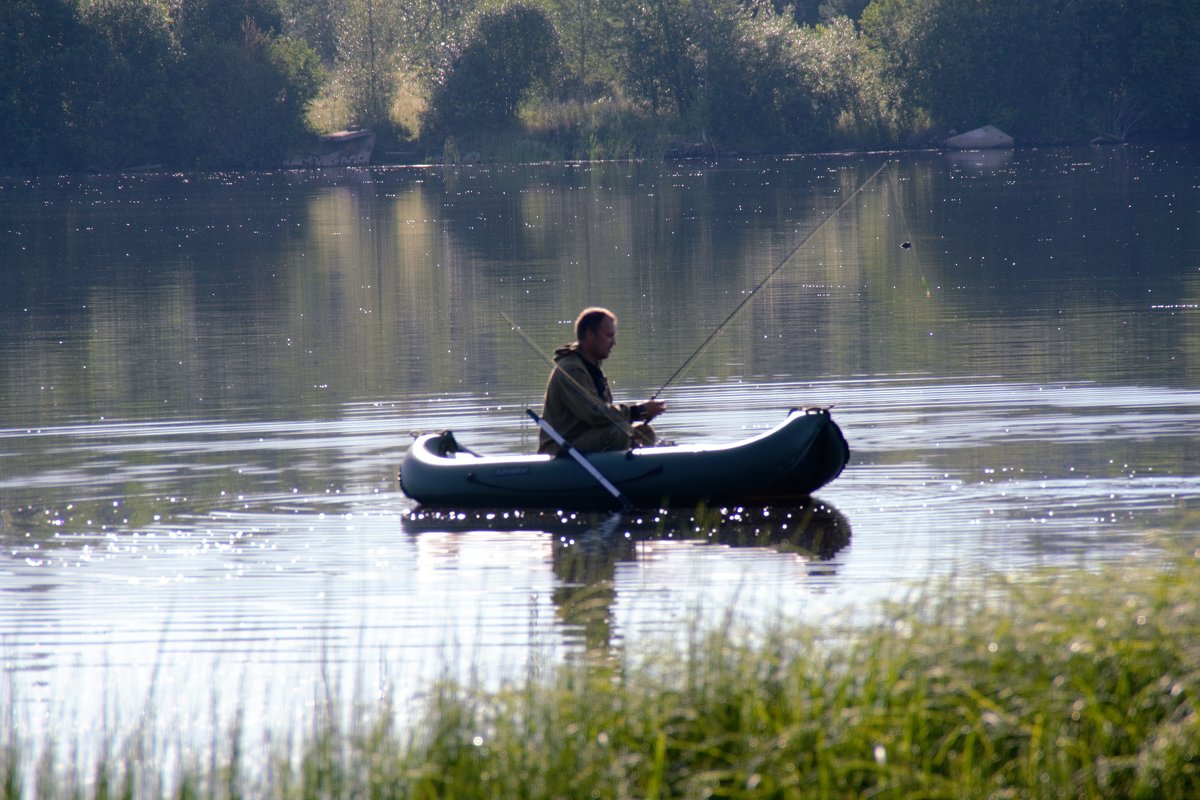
885,162,927,296
887,162,914,250
652,161,890,399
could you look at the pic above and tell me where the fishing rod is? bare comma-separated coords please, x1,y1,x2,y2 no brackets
651,161,891,400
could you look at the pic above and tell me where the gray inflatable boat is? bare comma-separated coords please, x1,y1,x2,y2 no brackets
400,408,849,510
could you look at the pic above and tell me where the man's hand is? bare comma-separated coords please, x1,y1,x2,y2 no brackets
641,399,667,421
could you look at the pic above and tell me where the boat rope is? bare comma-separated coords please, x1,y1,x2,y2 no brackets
651,160,891,400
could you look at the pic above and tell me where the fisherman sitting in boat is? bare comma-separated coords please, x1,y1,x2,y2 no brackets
538,307,666,455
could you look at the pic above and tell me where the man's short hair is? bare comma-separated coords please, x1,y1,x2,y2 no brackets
575,307,617,341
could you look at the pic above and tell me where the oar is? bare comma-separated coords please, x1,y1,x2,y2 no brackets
527,409,633,513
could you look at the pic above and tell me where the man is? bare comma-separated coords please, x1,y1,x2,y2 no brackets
538,307,666,455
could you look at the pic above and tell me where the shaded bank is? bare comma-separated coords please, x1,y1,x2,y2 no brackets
6,0,1198,174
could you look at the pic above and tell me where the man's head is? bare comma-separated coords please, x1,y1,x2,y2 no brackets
575,307,618,363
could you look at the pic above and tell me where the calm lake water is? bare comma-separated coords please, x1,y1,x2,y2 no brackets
2,145,1200,765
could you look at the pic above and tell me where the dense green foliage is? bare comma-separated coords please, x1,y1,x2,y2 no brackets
0,0,84,172
421,3,563,146
861,0,1200,141
0,0,322,172
1,0,1197,171
6,548,1199,797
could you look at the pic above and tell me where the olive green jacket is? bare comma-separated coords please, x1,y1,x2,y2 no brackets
537,344,637,455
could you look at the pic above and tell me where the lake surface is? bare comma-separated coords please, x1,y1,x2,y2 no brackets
2,145,1199,767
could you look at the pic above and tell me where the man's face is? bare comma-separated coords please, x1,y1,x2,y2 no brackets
581,317,617,363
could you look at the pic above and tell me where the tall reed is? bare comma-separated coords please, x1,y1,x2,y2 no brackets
6,547,1199,798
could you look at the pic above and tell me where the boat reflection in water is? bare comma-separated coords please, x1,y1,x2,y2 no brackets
403,500,851,656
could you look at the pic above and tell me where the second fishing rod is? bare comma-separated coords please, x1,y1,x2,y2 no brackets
651,161,891,400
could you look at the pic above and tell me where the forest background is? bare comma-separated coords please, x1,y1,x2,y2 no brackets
3,0,1199,173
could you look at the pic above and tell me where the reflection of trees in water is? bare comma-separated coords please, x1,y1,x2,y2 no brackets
405,500,851,656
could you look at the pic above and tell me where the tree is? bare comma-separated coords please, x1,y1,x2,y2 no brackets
613,0,884,151
766,0,870,26
863,0,1091,138
279,0,339,62
174,17,323,166
333,0,400,128
176,0,284,46
0,0,83,172
326,0,481,133
698,4,896,151
698,1,805,148
74,0,178,167
792,15,898,146
617,0,699,115
0,0,324,172
1126,0,1200,134
545,0,624,102
422,3,563,144
859,0,1200,141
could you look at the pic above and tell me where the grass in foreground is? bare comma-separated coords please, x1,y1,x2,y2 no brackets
6,547,1200,799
